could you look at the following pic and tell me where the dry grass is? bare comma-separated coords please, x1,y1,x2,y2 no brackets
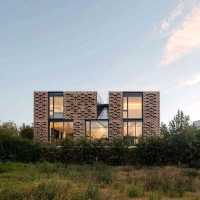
0,163,200,200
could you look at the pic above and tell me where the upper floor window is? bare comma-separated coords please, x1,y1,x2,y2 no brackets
123,94,142,119
49,95,64,118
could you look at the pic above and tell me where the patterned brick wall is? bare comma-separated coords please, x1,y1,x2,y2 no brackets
34,92,48,143
143,92,160,136
108,92,123,140
63,92,97,138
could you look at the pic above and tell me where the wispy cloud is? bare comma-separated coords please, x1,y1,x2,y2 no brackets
178,74,200,87
161,4,200,65
160,0,184,32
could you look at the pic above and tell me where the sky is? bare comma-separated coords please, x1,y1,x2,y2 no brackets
0,0,200,126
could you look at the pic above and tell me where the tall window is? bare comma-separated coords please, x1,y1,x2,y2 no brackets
86,120,108,140
123,121,142,144
49,121,73,142
49,96,64,118
123,93,143,144
123,95,142,119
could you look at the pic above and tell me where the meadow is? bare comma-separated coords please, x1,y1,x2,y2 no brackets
0,162,200,200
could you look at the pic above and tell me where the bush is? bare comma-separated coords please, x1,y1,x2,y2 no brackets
0,133,41,162
127,184,144,198
84,184,100,200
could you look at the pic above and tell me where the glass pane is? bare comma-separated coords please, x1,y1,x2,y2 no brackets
49,97,53,118
128,96,142,119
86,121,90,137
63,122,73,138
136,121,143,137
123,111,127,118
54,96,63,118
53,122,64,140
123,97,127,110
90,121,108,139
49,121,54,141
123,121,128,136
128,121,136,137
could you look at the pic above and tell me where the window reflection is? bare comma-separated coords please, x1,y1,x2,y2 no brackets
128,97,142,118
86,120,108,139
123,121,143,144
49,96,64,118
49,121,73,142
123,94,142,119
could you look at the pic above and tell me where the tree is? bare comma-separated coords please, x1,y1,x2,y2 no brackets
160,122,169,136
169,110,191,134
0,121,18,136
19,123,33,140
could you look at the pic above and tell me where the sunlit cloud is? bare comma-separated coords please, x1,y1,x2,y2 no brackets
160,0,184,32
178,74,200,87
161,5,200,65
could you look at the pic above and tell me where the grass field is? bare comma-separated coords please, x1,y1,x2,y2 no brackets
0,162,200,200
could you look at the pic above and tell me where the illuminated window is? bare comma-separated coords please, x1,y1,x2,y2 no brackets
49,95,64,118
49,121,73,142
123,94,142,119
86,120,108,140
123,121,142,144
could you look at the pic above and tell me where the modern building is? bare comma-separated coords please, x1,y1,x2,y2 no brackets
34,91,160,143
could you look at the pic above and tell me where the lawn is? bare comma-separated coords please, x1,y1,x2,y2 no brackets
0,162,200,200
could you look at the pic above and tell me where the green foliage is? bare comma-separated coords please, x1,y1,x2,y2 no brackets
148,192,162,200
127,184,144,198
169,110,191,134
84,184,100,200
0,133,41,162
94,163,112,184
19,123,33,140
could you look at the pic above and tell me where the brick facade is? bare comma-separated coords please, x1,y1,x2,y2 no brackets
63,92,97,138
143,92,160,136
33,91,160,143
108,92,123,140
34,92,48,143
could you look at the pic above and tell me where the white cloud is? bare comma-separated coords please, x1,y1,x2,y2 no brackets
178,74,200,87
160,0,184,32
161,5,200,65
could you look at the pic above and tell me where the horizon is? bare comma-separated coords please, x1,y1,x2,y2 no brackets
0,0,200,126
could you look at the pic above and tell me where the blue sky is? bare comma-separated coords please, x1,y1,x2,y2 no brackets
0,0,200,126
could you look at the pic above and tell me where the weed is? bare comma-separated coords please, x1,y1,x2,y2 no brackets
127,184,144,198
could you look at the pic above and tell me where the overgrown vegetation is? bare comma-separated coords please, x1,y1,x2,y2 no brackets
0,162,200,200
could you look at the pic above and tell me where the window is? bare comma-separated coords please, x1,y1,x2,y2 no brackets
49,96,64,118
49,121,73,142
123,93,143,144
123,121,142,144
123,94,142,119
86,120,108,140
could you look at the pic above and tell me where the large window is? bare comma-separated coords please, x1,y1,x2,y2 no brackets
123,121,142,144
123,93,143,144
49,121,73,142
123,95,142,119
86,120,108,140
49,95,64,118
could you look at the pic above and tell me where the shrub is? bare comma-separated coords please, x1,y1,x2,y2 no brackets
94,163,112,184
148,192,162,200
84,184,100,200
0,189,24,200
0,133,41,162
127,184,144,198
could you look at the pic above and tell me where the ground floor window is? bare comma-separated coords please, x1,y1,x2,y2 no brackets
49,121,73,142
86,120,108,140
123,121,142,144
